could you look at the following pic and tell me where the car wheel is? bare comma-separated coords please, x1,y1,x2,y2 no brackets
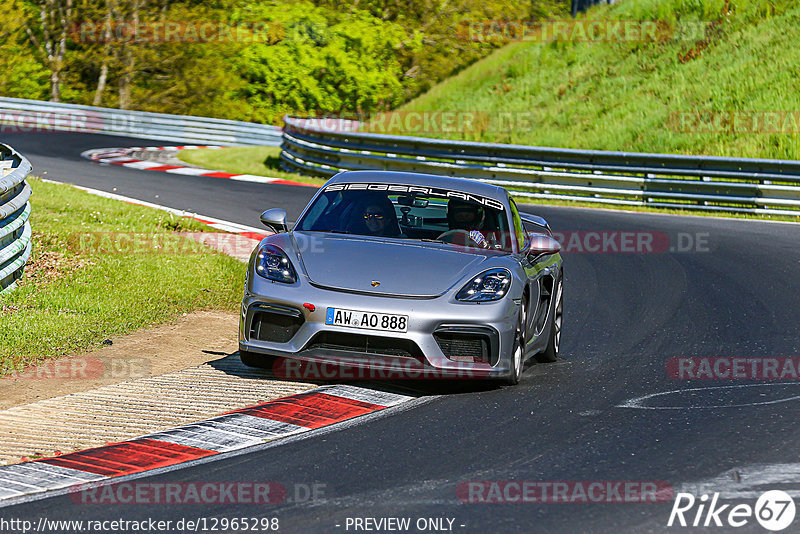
504,299,527,385
537,278,562,363
239,349,274,369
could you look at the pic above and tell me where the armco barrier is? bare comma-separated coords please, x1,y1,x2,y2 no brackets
572,0,617,17
0,144,32,293
281,116,800,217
0,96,282,146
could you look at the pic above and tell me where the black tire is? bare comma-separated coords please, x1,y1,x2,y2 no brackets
537,278,562,363
239,349,275,369
503,298,527,385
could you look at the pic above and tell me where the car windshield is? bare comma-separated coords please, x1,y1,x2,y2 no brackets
296,183,513,251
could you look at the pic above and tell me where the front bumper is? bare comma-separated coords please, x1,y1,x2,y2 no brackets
239,275,519,380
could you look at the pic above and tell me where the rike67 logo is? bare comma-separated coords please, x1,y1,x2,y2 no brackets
668,491,796,531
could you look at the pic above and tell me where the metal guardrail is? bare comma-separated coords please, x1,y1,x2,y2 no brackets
0,97,282,146
571,0,617,17
0,144,32,293
281,116,800,217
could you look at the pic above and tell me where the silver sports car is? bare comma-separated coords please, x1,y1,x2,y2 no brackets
239,171,563,384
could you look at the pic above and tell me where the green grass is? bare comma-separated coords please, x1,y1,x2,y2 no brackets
0,178,245,375
395,0,800,160
176,146,328,186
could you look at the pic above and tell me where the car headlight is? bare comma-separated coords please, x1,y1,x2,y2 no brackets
255,244,297,284
456,268,511,302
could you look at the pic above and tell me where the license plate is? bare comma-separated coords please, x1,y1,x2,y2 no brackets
325,308,408,333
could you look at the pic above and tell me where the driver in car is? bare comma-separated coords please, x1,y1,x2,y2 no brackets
446,199,490,248
359,201,401,237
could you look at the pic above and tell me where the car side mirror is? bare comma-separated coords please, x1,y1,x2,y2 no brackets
260,208,288,233
525,233,561,255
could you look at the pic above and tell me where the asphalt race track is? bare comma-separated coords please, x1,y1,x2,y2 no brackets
4,132,314,226
3,131,800,532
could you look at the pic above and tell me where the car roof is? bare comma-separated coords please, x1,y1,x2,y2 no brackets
327,171,509,204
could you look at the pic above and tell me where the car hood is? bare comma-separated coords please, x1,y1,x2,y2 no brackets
292,232,492,298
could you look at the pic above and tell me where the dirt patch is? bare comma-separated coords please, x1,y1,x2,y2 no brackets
0,310,239,410
678,3,728,64
17,232,96,290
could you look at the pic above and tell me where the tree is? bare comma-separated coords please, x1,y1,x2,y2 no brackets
1,0,570,121
92,0,116,105
22,0,75,102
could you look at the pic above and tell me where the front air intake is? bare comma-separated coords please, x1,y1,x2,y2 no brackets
249,305,304,343
433,326,499,365
303,332,424,362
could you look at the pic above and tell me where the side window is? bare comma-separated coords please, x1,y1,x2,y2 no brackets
509,199,525,252
299,192,338,231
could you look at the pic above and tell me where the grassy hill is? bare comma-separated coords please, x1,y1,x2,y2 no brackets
395,0,800,160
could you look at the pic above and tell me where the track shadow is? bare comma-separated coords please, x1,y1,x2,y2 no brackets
205,351,513,397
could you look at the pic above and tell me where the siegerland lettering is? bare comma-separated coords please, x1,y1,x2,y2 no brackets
324,183,506,211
